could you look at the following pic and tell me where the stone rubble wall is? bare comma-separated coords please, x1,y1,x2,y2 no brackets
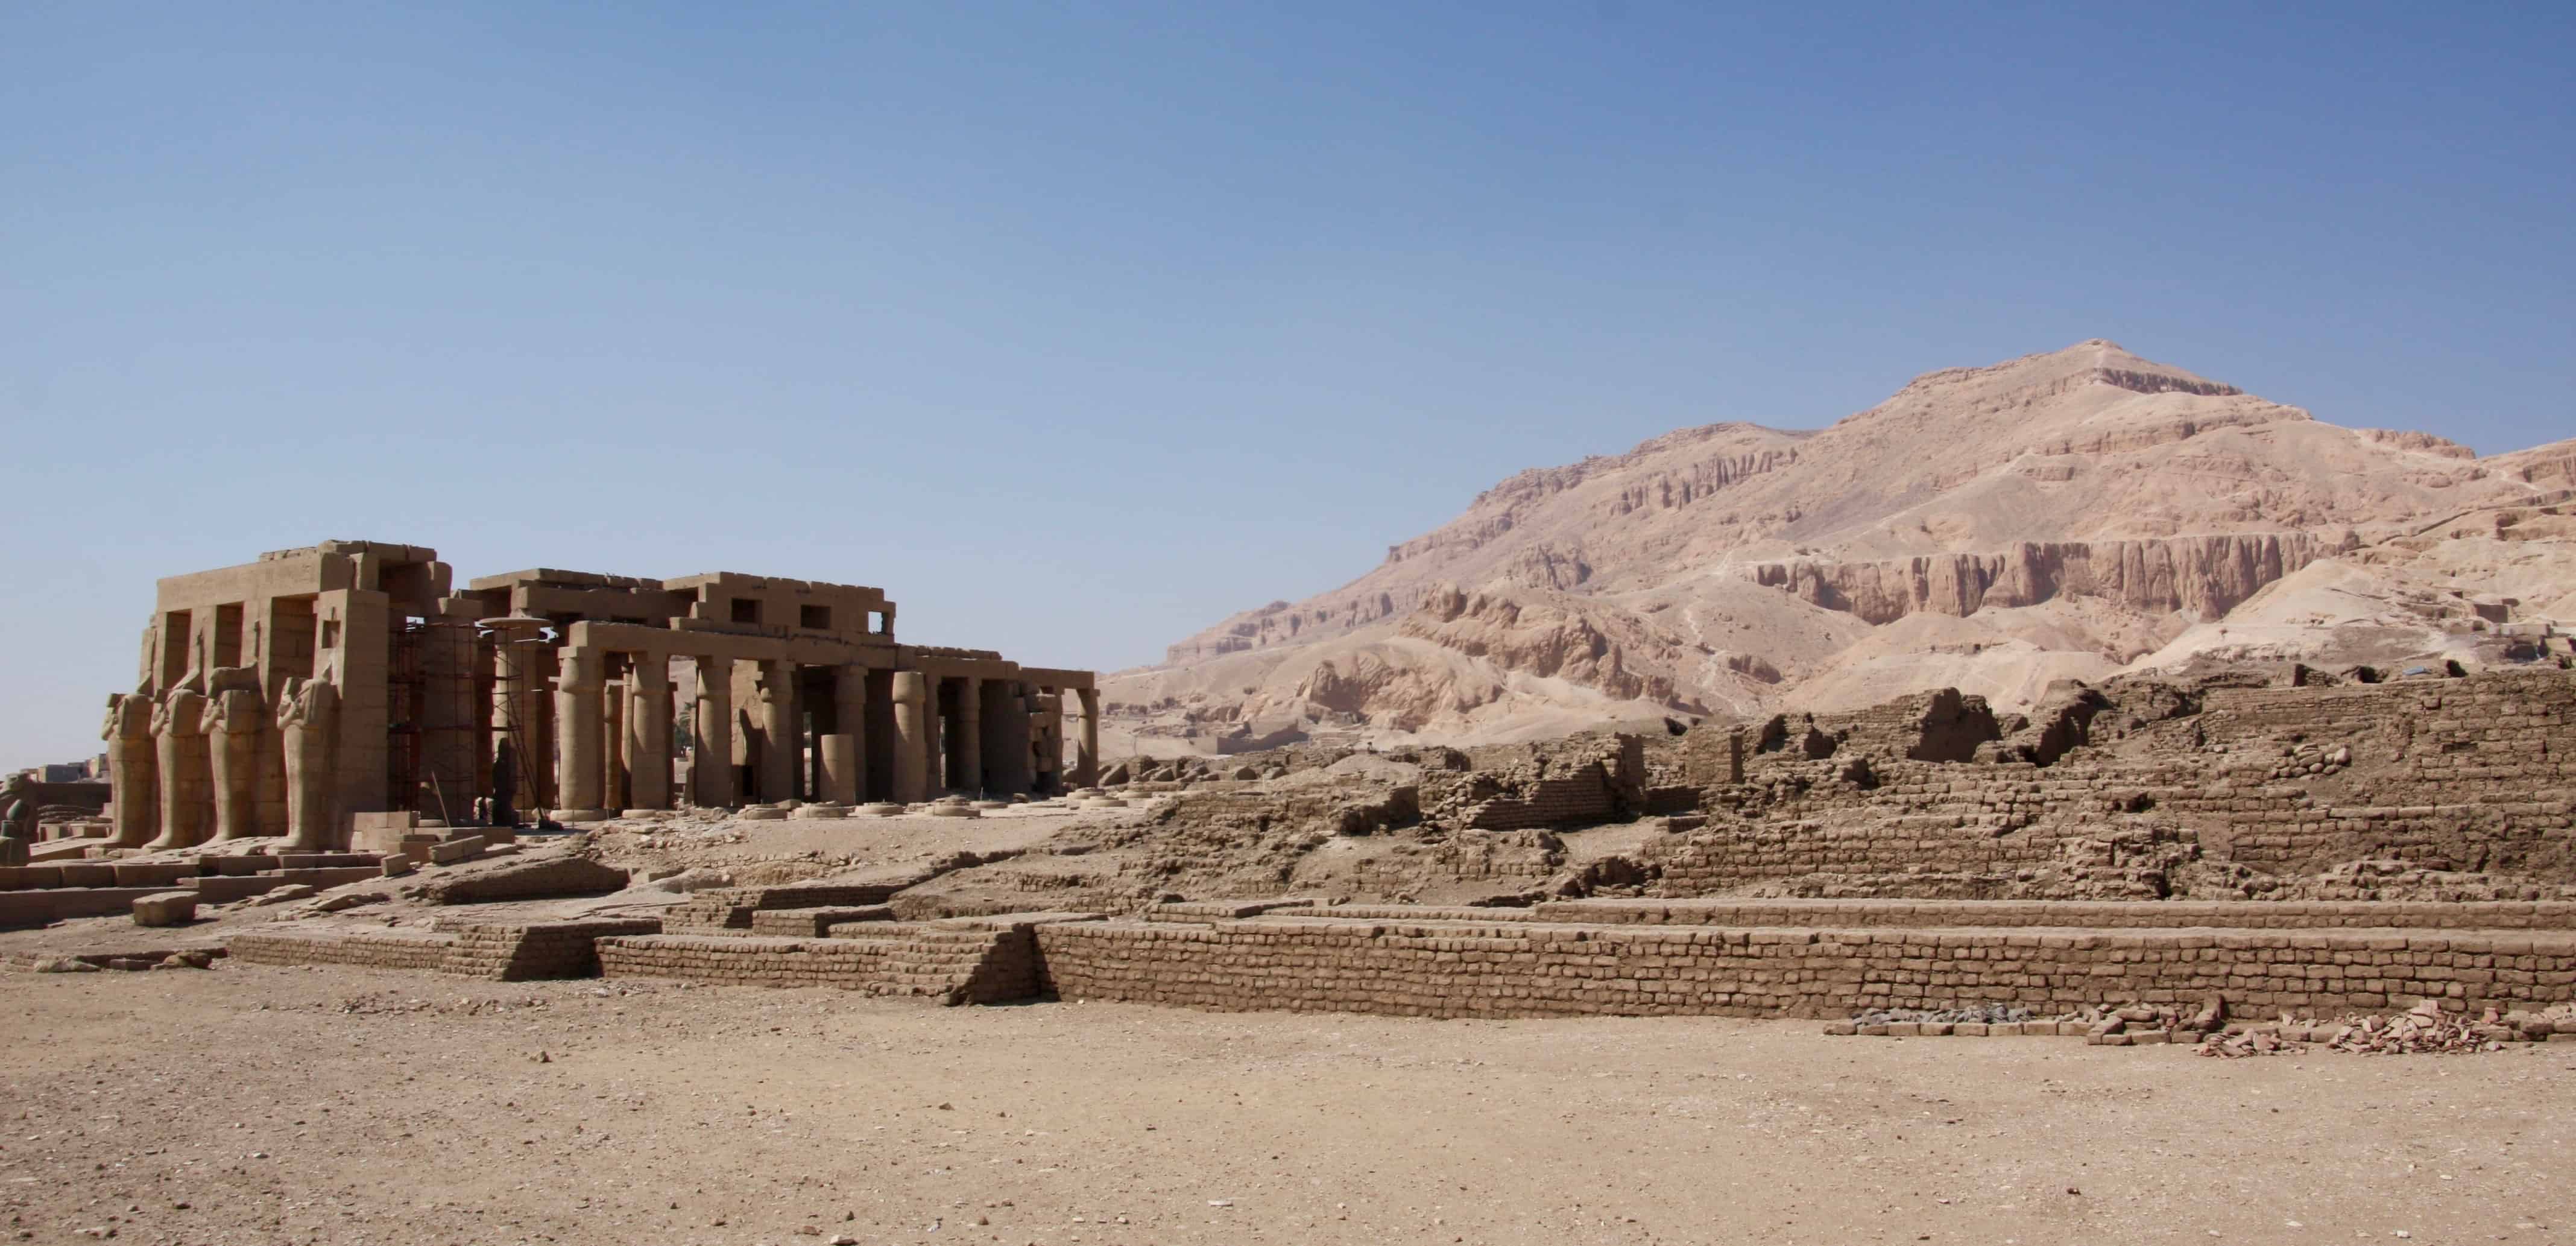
1422,735,1648,831
1034,918,2576,1020
1652,669,2576,892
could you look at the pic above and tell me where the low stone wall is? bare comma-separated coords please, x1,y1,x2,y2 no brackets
748,906,894,937
433,919,665,980
666,883,909,934
229,928,459,972
1536,899,2576,930
1034,919,2576,1020
598,917,1053,1003
227,919,661,979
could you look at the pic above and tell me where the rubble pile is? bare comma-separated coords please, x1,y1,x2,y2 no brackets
2200,999,2576,1057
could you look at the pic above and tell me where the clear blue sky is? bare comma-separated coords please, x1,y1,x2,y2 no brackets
4,1,2569,764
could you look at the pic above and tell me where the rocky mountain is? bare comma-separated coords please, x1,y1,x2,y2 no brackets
1113,341,2576,745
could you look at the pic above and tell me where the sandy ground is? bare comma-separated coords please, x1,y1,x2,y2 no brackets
4,966,2569,1246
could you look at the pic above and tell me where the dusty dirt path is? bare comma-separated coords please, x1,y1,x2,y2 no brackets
2,965,2568,1245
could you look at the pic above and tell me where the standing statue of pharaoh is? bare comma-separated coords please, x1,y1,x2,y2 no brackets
201,673,267,841
0,771,33,865
103,691,160,847
276,675,340,851
147,685,212,850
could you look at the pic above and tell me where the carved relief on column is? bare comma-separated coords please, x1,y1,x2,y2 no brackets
822,664,868,806
201,669,267,841
953,675,983,795
756,659,796,803
148,687,212,849
891,671,929,804
552,647,607,817
276,676,341,851
1075,688,1101,788
692,656,736,808
103,692,161,847
1031,691,1064,793
626,655,672,811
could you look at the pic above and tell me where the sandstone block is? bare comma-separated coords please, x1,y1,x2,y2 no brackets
131,891,197,926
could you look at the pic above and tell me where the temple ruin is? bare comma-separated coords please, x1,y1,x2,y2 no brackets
98,540,1099,849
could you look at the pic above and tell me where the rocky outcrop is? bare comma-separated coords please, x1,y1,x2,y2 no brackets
1394,584,1667,703
1749,533,2334,624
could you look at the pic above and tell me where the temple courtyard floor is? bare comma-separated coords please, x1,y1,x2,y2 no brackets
2,966,2568,1246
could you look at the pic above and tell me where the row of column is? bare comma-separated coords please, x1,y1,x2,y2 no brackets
546,652,1100,814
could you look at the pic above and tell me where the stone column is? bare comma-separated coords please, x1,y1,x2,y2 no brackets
103,692,160,847
1074,688,1101,787
202,682,266,841
602,668,627,811
1031,692,1064,793
552,647,607,818
891,671,929,803
491,634,540,812
757,659,797,804
952,676,982,794
148,688,212,849
692,657,736,808
980,681,1030,795
822,665,868,805
627,656,672,810
276,677,341,851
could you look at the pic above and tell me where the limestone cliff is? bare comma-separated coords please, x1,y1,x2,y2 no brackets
1117,340,2576,741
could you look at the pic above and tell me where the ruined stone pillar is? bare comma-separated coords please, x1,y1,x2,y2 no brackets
818,735,857,805
891,671,929,803
756,659,797,804
626,656,672,810
1031,692,1064,792
1075,688,1101,787
202,677,266,841
982,682,1031,795
602,668,627,810
148,688,212,849
823,665,868,805
692,657,736,808
490,632,536,809
952,676,983,794
276,677,341,850
552,647,607,818
103,692,160,847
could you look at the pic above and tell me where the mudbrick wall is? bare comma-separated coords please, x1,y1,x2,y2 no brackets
1034,918,2576,1020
